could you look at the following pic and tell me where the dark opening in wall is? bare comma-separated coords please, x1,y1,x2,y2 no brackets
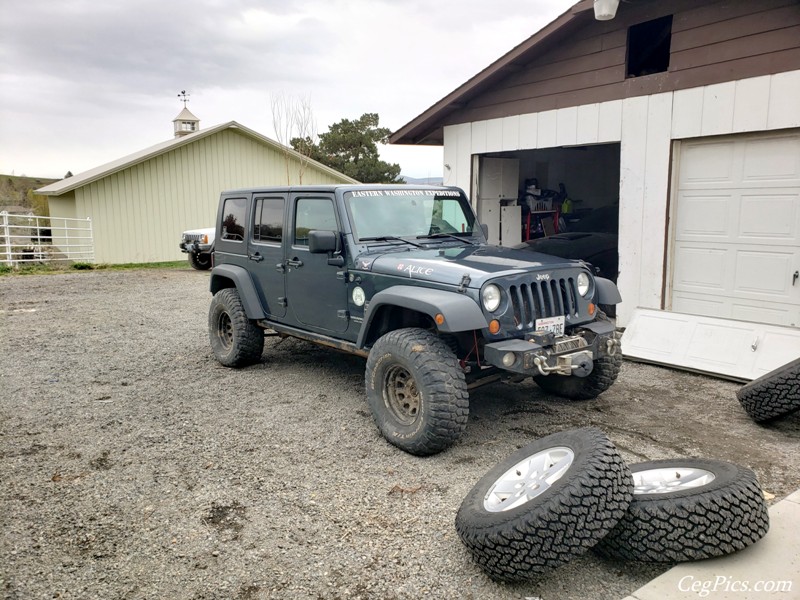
627,15,673,78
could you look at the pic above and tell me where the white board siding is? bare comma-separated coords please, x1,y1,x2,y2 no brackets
441,70,800,327
576,103,600,145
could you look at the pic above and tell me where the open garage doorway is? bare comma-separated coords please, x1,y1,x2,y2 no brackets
473,142,621,284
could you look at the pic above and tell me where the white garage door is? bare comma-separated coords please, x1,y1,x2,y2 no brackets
671,131,800,328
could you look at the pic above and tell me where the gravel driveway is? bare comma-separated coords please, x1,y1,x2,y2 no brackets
1,268,798,600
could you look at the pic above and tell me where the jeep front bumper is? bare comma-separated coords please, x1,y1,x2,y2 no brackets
483,320,620,377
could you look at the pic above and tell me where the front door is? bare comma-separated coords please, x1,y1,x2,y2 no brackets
285,193,349,333
247,195,287,318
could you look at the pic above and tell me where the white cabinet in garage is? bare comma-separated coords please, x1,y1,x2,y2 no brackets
671,131,800,327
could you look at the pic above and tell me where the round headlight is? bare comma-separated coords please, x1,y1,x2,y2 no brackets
352,286,366,307
482,284,502,312
577,272,590,297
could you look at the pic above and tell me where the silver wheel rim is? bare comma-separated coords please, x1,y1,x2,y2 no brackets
633,467,716,495
483,446,574,512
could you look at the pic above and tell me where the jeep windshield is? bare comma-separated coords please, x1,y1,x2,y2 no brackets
346,189,478,243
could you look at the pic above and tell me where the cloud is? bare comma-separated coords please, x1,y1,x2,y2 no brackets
0,0,575,177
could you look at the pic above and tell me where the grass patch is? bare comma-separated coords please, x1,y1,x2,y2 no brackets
0,260,187,276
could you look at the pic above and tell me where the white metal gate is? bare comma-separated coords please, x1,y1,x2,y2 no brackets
0,211,94,265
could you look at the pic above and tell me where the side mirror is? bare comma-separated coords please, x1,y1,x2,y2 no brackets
308,230,338,254
309,230,345,267
481,223,489,239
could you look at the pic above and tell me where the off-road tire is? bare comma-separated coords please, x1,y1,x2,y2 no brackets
455,428,633,582
208,288,264,367
365,328,468,456
594,458,769,563
189,251,212,270
736,357,800,422
533,352,622,400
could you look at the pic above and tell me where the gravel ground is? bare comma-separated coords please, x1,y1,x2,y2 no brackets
1,268,798,600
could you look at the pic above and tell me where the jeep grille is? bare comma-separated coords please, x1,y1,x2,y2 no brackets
507,278,579,329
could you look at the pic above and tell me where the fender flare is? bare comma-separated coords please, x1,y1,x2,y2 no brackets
357,285,487,348
594,277,622,306
209,264,266,320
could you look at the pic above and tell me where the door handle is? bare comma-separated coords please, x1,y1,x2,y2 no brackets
286,258,304,268
793,271,799,286
248,252,264,262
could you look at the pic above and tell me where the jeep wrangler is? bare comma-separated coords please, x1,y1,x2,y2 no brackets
208,185,622,455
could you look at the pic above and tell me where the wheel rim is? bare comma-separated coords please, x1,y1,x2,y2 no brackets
217,312,233,349
633,467,716,495
383,364,421,426
483,446,574,512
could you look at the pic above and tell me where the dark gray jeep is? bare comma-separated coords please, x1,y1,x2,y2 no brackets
208,185,622,455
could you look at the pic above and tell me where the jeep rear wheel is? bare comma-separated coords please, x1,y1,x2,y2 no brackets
209,288,264,367
365,328,468,456
189,251,212,270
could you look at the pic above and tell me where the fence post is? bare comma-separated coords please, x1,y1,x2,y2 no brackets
1,211,10,265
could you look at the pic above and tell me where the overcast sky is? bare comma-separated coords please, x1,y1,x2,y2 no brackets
1,0,575,180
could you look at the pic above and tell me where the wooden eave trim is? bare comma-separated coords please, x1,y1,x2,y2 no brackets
389,3,589,145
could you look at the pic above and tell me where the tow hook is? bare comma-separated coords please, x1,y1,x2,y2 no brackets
606,337,620,356
533,350,594,377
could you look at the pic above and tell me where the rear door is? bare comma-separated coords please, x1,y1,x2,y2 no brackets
247,194,287,318
285,192,349,333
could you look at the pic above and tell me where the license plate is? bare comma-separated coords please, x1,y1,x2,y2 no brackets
535,315,565,337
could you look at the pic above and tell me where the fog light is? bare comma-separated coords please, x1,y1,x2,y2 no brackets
502,352,516,367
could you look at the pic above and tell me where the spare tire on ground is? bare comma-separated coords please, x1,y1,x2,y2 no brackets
594,458,769,563
455,427,632,582
736,357,800,423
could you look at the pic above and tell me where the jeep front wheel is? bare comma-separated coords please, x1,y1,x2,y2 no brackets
209,288,264,367
365,328,468,456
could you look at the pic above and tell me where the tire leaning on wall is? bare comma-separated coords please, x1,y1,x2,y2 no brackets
594,458,770,563
736,357,800,423
455,428,633,582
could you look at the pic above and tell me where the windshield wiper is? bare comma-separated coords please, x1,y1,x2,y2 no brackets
416,232,475,244
360,235,426,248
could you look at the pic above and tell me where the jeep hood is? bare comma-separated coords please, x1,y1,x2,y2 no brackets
359,244,583,287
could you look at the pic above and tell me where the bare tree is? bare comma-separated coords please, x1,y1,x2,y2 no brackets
270,93,317,184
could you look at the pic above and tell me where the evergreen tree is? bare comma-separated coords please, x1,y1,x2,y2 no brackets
292,113,403,184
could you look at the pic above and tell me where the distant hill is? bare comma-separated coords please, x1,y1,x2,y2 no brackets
1,174,59,215
402,176,443,186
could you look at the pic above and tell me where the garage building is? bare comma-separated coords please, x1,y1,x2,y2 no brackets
391,0,800,378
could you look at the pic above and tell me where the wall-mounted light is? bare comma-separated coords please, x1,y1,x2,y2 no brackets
594,0,620,20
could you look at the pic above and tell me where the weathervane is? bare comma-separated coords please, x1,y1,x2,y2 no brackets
177,90,190,106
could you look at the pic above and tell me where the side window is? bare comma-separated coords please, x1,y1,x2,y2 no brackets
253,197,284,244
294,198,337,246
221,197,247,241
